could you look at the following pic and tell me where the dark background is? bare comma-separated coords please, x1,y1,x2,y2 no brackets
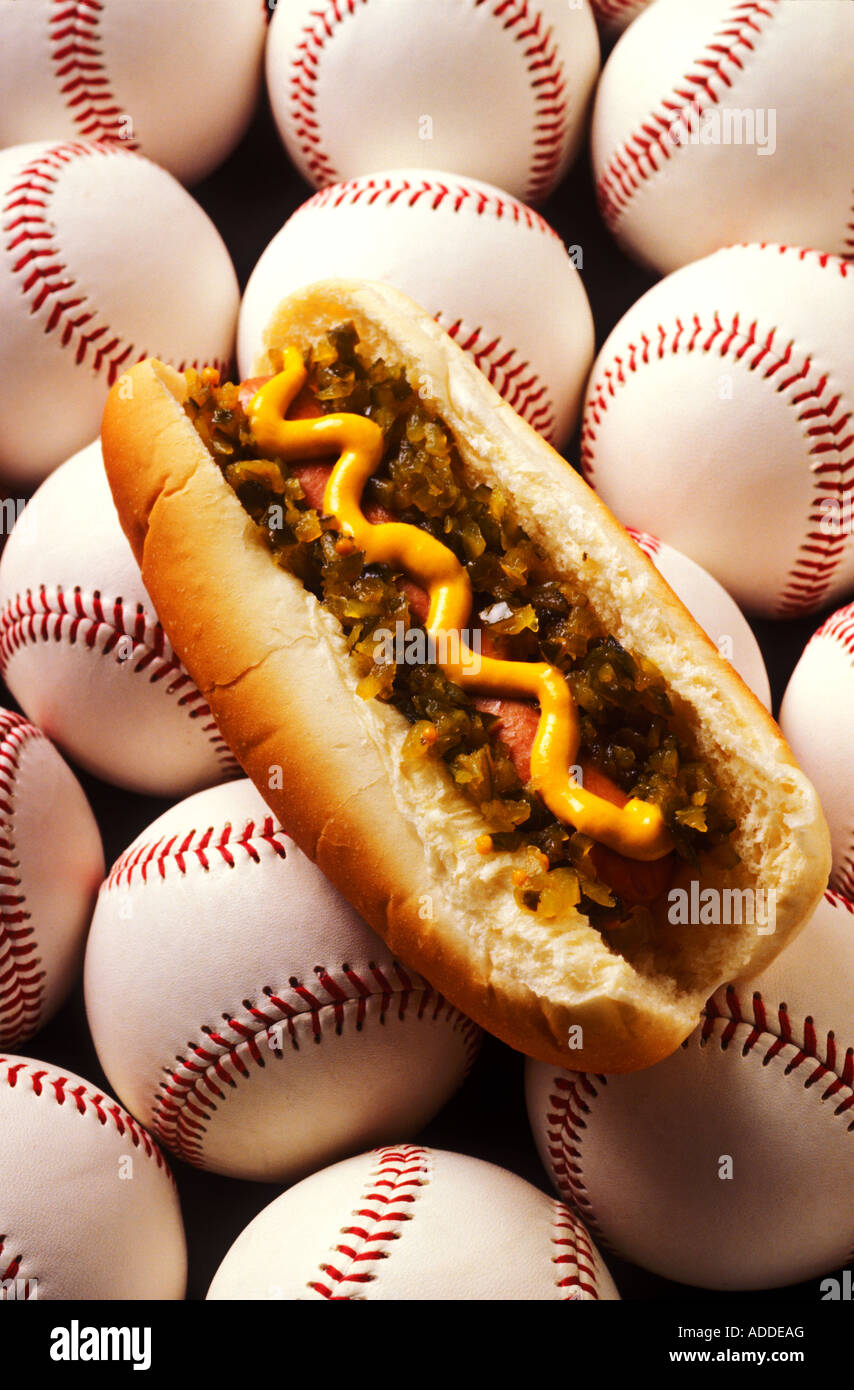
5,41,838,1304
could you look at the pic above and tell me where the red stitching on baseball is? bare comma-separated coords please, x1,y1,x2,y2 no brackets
289,1,570,201
0,1236,21,1283
829,824,854,899
839,838,854,901
551,1202,602,1299
0,713,45,1046
149,964,480,1166
581,261,854,615
103,819,479,1163
2,142,231,387
105,812,289,888
806,611,854,896
437,314,557,440
810,603,854,662
295,175,558,435
743,243,851,280
295,175,559,436
301,171,555,234
49,0,138,148
0,1233,32,1297
472,0,570,202
289,0,365,186
307,1145,431,1297
625,525,661,558
538,1070,610,1243
0,1055,172,1176
0,586,239,773
539,891,854,1242
596,0,779,230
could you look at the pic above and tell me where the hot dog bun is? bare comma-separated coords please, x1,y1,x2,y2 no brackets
101,278,830,1072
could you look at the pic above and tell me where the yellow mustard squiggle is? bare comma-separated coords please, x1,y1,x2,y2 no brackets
248,349,672,861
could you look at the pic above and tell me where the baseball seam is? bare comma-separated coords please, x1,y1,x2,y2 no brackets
0,1233,31,1297
581,249,854,615
0,585,238,772
474,0,570,203
297,175,559,439
307,1145,431,1298
841,829,854,904
301,171,556,234
0,1055,172,1175
49,0,139,148
539,890,854,1248
2,141,232,388
152,966,480,1167
0,714,44,1046
102,820,479,1164
596,0,779,231
437,313,557,439
808,608,854,898
105,812,289,888
625,524,661,558
288,0,570,202
551,1201,601,1299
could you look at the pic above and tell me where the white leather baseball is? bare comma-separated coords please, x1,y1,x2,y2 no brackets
0,1052,186,1300
0,710,103,1050
527,891,854,1291
266,0,599,204
0,441,239,798
0,139,239,485
238,169,594,446
207,1144,620,1300
628,528,770,709
780,604,854,899
581,243,854,617
0,0,267,186
591,0,854,275
84,780,481,1184
590,0,651,35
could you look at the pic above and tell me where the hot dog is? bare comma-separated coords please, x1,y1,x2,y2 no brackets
100,278,830,1072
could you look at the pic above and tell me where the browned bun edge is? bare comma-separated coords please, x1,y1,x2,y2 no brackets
101,278,830,1073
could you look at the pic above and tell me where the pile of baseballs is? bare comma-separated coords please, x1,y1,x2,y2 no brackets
1,0,852,1309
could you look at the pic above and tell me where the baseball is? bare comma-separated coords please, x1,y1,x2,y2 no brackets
590,0,651,35
84,779,481,1184
628,528,771,709
238,169,594,446
0,139,239,486
780,603,854,899
591,0,854,275
0,441,240,798
0,0,267,186
266,0,599,204
527,890,854,1291
207,1144,620,1300
0,1052,186,1300
581,243,854,617
0,710,103,1050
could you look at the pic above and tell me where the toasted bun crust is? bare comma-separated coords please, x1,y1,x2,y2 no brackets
101,278,831,1072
